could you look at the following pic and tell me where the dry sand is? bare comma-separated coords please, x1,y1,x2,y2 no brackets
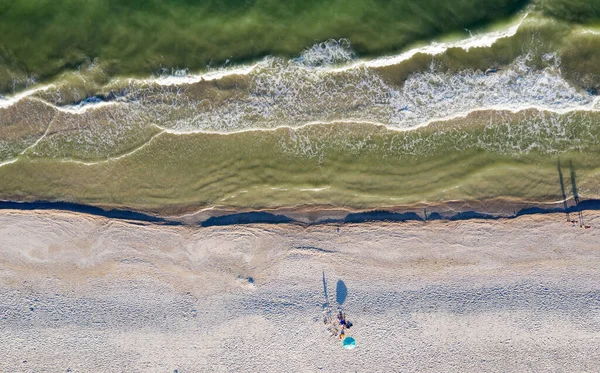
0,209,599,372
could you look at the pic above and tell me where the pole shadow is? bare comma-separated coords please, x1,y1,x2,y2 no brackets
570,160,585,227
570,160,579,205
322,272,329,308
558,159,570,222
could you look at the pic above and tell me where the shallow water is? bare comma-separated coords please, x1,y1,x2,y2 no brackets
1,113,599,211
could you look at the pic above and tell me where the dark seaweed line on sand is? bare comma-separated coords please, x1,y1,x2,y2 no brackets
1,199,599,227
0,200,180,225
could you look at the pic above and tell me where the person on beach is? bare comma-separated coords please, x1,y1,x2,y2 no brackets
337,310,354,339
338,311,345,325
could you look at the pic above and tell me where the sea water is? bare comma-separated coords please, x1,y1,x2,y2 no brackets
0,2,599,211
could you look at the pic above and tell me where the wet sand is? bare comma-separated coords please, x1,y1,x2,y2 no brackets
1,209,599,372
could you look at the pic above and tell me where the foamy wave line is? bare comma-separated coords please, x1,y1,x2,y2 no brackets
21,96,126,114
416,102,600,129
0,158,19,167
578,26,600,36
1,104,598,169
154,102,600,136
55,130,165,166
359,13,528,70
143,65,258,86
57,100,126,114
297,186,331,192
1,13,529,110
0,115,56,167
0,84,55,109
143,13,528,85
147,13,528,86
153,119,389,136
0,126,165,168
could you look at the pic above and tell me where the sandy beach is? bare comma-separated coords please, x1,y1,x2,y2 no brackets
1,209,598,372
3,1,600,371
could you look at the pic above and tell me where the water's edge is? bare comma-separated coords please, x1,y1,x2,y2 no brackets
1,199,597,227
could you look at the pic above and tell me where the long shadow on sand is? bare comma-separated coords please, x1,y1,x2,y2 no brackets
343,211,423,223
201,211,293,227
2,200,599,227
0,200,180,225
558,159,570,221
322,272,330,308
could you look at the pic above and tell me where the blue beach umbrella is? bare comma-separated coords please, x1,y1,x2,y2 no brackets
342,336,356,349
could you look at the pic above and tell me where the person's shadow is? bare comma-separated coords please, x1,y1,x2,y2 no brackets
336,279,347,305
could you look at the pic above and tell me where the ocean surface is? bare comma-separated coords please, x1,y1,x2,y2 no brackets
0,0,599,212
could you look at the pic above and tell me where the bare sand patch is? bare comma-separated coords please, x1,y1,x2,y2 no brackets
1,210,599,372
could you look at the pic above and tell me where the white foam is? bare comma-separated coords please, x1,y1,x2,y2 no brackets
0,13,526,113
132,13,528,89
146,13,527,87
298,186,331,192
55,100,123,114
295,39,355,66
335,13,528,72
0,84,55,109
51,130,165,166
3,13,600,164
149,65,258,86
7,48,598,138
579,27,600,36
0,158,18,167
138,50,597,135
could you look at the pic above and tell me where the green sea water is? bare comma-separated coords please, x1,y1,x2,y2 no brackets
0,0,528,92
1,0,600,213
1,111,599,212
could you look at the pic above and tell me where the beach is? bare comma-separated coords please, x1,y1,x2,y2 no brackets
1,209,598,372
2,2,600,370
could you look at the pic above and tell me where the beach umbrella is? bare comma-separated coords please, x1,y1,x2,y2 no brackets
342,336,356,349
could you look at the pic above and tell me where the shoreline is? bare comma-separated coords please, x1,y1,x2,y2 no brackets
1,197,597,226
